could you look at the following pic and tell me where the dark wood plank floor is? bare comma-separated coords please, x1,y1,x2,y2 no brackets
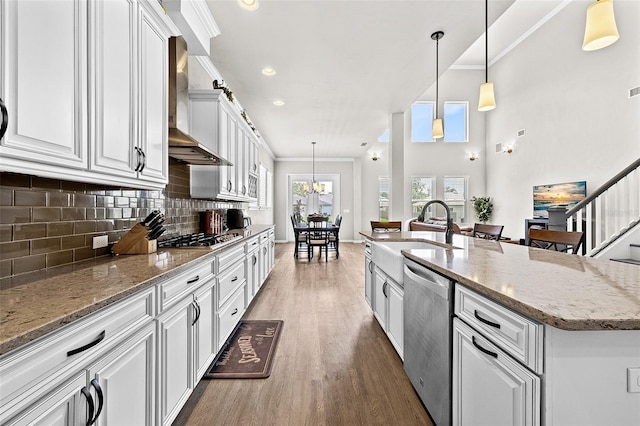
173,242,432,425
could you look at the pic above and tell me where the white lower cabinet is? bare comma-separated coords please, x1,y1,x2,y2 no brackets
373,268,404,358
3,373,87,426
217,245,247,347
452,318,540,426
157,277,215,426
0,231,279,426
2,321,155,426
157,296,193,426
193,283,216,382
87,321,156,426
245,236,260,302
364,241,374,308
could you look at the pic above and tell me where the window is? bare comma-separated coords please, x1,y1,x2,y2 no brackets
444,176,468,223
411,102,435,142
378,129,389,143
289,174,339,226
411,177,435,218
378,177,389,220
444,101,468,142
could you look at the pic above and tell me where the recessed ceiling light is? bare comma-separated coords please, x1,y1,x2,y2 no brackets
238,0,258,11
273,100,285,106
261,67,276,76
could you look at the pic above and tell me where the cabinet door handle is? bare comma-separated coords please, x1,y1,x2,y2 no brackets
192,301,201,325
263,247,267,254
472,336,498,359
231,307,238,316
242,185,247,195
89,379,104,426
382,281,388,298
67,330,106,357
134,147,142,172
368,261,373,273
139,149,146,172
0,97,8,140
474,310,501,329
187,275,200,284
253,255,257,265
231,276,238,282
227,180,232,192
81,386,95,426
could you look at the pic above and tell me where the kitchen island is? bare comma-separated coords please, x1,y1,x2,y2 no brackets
361,230,640,425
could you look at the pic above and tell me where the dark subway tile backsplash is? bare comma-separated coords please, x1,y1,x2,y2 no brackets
0,160,241,278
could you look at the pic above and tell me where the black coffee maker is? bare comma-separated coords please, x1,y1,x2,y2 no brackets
226,209,245,229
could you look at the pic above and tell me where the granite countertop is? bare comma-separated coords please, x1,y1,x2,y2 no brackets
0,225,275,356
360,231,640,331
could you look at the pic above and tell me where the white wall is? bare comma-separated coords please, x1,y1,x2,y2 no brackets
486,0,640,240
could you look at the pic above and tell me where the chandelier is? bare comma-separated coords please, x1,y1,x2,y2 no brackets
303,141,321,194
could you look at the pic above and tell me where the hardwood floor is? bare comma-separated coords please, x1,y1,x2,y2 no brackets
173,242,432,425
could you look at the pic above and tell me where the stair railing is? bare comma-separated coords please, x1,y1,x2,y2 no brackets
566,158,640,256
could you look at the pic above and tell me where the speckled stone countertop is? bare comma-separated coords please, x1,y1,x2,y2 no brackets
360,231,640,331
0,225,274,356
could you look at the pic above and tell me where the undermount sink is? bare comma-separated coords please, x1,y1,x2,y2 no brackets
372,241,443,283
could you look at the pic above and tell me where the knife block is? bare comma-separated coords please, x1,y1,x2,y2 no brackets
111,223,157,255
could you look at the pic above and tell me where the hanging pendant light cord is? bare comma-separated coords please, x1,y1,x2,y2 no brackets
435,36,439,117
485,0,488,84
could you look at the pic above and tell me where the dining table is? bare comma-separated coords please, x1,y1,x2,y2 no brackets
293,221,340,259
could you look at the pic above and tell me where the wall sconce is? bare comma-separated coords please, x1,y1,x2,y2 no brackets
503,145,514,154
469,153,479,161
371,153,380,161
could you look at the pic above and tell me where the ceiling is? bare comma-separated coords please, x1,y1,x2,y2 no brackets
204,0,569,159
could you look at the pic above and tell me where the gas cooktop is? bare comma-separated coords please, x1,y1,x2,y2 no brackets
157,232,241,248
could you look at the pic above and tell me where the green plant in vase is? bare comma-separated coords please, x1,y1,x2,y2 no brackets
472,196,493,223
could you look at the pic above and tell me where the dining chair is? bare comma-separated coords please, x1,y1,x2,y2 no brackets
290,215,308,259
308,216,328,228
371,221,402,232
307,228,330,262
527,228,585,254
328,215,342,258
472,223,504,241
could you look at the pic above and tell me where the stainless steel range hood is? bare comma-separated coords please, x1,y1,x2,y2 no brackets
168,36,231,166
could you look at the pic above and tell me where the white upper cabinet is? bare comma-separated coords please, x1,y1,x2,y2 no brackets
189,89,259,202
0,0,174,189
89,0,137,179
0,0,88,170
137,0,170,184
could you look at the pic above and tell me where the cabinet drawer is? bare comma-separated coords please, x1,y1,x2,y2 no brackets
0,287,154,415
218,261,245,307
217,244,245,273
218,286,246,347
260,232,269,243
158,259,214,312
245,236,260,254
455,285,543,374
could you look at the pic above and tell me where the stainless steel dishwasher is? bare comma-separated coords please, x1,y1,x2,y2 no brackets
403,258,454,426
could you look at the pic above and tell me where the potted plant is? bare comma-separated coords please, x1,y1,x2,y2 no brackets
472,196,493,223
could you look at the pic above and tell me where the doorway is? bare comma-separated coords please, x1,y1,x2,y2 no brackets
287,174,340,241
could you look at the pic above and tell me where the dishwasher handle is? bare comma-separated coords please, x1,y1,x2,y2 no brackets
404,264,450,301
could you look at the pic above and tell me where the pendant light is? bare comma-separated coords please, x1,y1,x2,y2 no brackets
305,141,319,194
431,31,444,140
582,0,619,51
478,0,496,111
